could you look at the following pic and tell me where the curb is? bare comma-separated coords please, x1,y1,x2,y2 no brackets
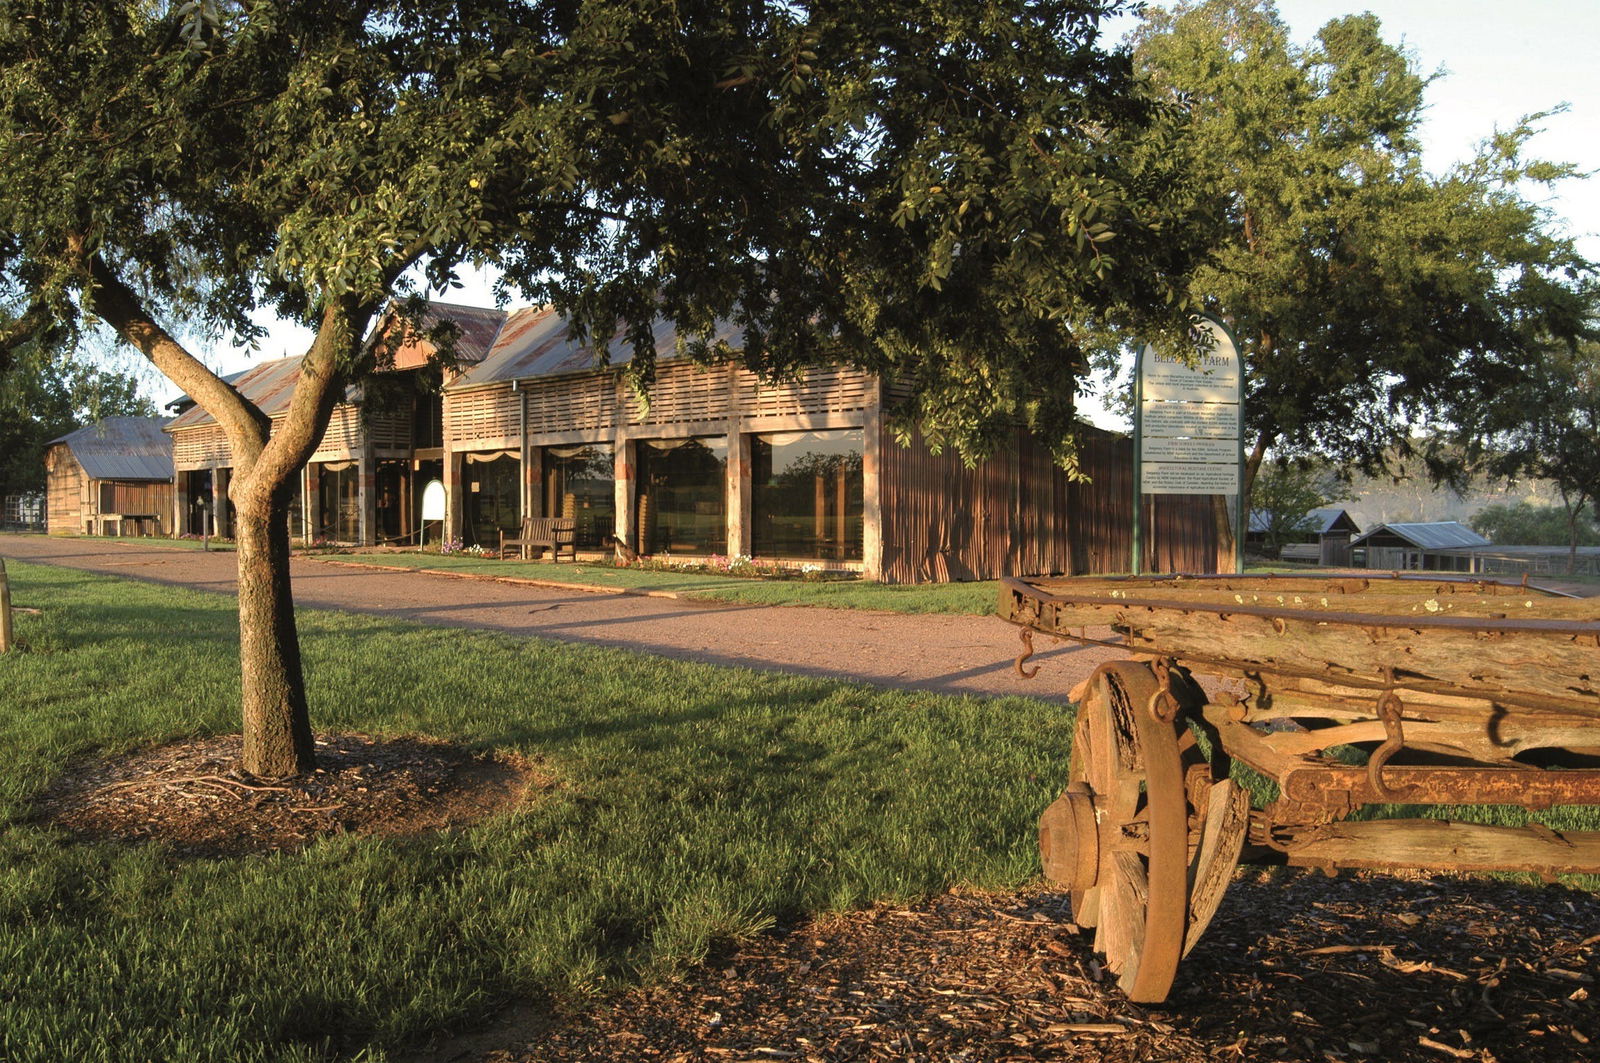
301,556,686,600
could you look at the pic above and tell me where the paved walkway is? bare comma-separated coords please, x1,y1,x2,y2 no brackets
0,534,1121,703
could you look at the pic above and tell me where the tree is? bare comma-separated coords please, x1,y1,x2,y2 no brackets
1248,459,1346,559
1470,502,1600,551
0,343,153,500
1461,340,1600,572
1110,1,1594,556
0,1,1202,777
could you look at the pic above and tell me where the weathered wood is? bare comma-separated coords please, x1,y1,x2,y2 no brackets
1282,820,1600,876
0,557,12,654
1001,575,1600,717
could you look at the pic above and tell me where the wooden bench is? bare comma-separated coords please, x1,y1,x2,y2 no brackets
499,517,576,561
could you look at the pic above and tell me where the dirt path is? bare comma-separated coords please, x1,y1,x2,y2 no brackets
0,534,1119,703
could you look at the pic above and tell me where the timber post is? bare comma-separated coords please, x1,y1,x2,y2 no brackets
0,557,13,654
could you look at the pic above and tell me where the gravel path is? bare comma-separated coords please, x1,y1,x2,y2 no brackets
0,533,1120,703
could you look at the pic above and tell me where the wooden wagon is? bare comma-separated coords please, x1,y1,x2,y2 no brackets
1000,572,1600,1003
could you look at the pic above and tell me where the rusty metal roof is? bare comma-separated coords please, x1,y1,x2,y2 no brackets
418,301,508,364
166,356,309,430
449,307,743,390
50,416,174,481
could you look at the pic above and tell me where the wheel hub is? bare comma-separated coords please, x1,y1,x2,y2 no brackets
1038,782,1100,892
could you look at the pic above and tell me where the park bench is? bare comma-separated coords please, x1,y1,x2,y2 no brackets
499,516,576,561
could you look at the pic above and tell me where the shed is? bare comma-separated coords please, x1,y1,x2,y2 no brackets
44,417,174,535
1350,521,1491,572
1248,506,1361,565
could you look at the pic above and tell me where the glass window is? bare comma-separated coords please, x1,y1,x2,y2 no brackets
544,445,615,549
637,437,727,555
752,429,864,560
316,462,361,543
463,452,521,548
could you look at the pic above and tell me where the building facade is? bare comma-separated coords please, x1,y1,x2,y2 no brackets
149,298,1217,582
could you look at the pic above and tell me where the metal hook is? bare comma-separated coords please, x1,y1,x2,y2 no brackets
1014,627,1041,679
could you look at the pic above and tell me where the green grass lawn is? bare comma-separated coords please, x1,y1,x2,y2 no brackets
306,550,1002,614
0,560,1068,1063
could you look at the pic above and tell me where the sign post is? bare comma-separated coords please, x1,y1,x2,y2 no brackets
1133,315,1245,574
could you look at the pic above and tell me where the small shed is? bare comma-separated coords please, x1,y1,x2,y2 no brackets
1248,506,1362,565
44,417,174,536
1350,521,1491,572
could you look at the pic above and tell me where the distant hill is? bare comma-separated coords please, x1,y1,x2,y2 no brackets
1339,468,1561,533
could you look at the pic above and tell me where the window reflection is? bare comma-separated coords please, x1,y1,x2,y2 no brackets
752,429,863,560
543,445,615,548
637,437,727,554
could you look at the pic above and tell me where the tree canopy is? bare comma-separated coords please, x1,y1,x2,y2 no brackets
0,0,1204,774
1114,0,1594,494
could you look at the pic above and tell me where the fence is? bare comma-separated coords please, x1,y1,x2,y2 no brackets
2,494,44,531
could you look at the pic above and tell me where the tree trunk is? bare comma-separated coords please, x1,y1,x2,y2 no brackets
234,491,316,777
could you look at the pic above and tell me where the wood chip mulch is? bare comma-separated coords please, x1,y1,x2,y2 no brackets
31,732,539,857
442,871,1596,1063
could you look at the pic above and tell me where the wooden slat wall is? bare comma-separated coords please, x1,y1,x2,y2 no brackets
878,427,1219,584
170,424,230,469
98,481,174,523
44,446,84,534
447,385,522,444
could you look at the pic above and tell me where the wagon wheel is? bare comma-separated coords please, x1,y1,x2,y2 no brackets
1040,661,1252,1001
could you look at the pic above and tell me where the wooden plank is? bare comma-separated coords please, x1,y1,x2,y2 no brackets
0,557,12,654
1284,819,1600,875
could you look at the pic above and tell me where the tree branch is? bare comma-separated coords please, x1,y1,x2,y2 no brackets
80,248,272,471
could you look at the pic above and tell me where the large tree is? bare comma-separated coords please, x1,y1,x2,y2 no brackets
0,1,1201,776
1109,0,1593,553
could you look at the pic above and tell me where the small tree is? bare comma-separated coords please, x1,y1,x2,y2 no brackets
1463,341,1600,573
1248,460,1345,559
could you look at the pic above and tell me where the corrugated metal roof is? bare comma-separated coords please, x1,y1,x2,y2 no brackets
50,417,174,481
166,356,308,430
417,301,508,365
1351,521,1491,550
449,308,743,390
1249,506,1360,536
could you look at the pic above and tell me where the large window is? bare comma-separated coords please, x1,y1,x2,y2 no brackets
544,445,615,549
463,452,520,548
316,462,360,542
637,437,727,555
752,429,864,560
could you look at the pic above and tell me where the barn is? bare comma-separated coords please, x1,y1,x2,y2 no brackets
43,417,174,536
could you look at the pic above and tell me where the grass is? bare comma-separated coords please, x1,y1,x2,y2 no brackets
2,559,1594,1061
299,549,1002,614
0,560,1068,1063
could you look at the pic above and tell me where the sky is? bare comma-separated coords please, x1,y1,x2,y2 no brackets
138,0,1599,410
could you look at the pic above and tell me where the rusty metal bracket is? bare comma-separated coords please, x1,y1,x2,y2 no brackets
1367,671,1414,801
1148,657,1181,724
1015,627,1040,679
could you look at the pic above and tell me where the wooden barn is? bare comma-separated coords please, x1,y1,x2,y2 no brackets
164,301,506,542
44,417,174,536
439,306,1218,582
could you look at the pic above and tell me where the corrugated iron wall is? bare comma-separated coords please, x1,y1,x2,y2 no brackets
878,427,1218,583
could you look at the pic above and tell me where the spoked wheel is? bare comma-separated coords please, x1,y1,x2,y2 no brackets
1039,661,1248,1003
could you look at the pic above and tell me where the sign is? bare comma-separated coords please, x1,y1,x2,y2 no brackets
420,479,446,522
1137,316,1242,497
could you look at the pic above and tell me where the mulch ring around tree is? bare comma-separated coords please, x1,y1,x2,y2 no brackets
32,732,541,857
427,872,1597,1063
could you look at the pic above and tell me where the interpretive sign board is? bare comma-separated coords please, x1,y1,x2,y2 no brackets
1132,314,1246,574
1136,316,1242,496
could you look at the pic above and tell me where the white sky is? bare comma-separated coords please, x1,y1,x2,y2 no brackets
139,1,1598,412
